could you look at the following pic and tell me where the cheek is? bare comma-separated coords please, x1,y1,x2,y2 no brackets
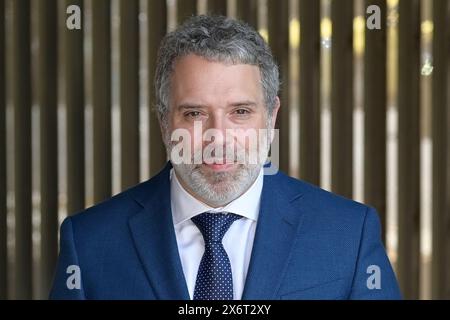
252,112,269,129
192,129,203,150
232,134,265,152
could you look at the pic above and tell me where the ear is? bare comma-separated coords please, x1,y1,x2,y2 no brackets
268,97,280,143
157,114,170,147
270,96,281,129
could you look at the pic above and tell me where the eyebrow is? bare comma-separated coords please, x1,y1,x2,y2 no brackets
177,100,258,111
229,100,258,108
177,104,208,111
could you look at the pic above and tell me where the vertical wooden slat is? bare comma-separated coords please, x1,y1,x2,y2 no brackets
397,0,421,300
299,0,321,185
0,0,6,301
12,0,32,299
447,18,450,299
235,0,257,28
364,0,387,241
148,0,167,176
177,0,197,24
207,0,227,16
37,0,58,298
120,0,140,189
92,0,111,203
331,0,353,197
432,0,450,300
64,0,85,215
268,0,289,174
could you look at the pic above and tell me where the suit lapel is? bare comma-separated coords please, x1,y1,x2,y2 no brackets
127,162,308,300
242,172,307,299
128,162,190,300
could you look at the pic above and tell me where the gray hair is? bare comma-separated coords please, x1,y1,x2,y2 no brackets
154,15,280,128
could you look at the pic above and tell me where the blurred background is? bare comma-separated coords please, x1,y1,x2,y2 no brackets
0,0,449,300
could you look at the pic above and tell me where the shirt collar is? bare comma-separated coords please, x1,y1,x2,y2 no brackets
170,167,264,225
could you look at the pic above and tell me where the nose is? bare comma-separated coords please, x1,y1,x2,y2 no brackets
205,110,226,130
202,111,228,154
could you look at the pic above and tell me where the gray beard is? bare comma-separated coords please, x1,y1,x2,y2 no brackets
164,118,272,207
172,162,262,207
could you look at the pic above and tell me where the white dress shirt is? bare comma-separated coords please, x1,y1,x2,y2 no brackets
170,167,264,300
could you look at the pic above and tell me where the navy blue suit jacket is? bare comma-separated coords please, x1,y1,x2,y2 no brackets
50,162,401,299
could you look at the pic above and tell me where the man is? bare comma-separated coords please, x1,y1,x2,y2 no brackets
50,15,401,300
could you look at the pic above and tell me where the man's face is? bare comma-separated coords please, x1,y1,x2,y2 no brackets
164,54,279,207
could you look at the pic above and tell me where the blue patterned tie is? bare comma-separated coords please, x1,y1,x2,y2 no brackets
191,212,242,300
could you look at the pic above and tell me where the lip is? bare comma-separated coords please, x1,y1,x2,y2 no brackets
202,162,235,171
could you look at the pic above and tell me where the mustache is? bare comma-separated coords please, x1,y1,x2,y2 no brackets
202,144,246,163
169,142,251,163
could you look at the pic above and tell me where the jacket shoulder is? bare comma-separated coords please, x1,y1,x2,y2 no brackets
275,171,371,224
66,174,163,238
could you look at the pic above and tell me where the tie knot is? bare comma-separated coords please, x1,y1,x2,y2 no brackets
191,212,242,244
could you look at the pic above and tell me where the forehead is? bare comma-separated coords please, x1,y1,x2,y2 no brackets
169,54,263,104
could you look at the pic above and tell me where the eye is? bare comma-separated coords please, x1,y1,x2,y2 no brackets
234,108,250,115
184,111,202,118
